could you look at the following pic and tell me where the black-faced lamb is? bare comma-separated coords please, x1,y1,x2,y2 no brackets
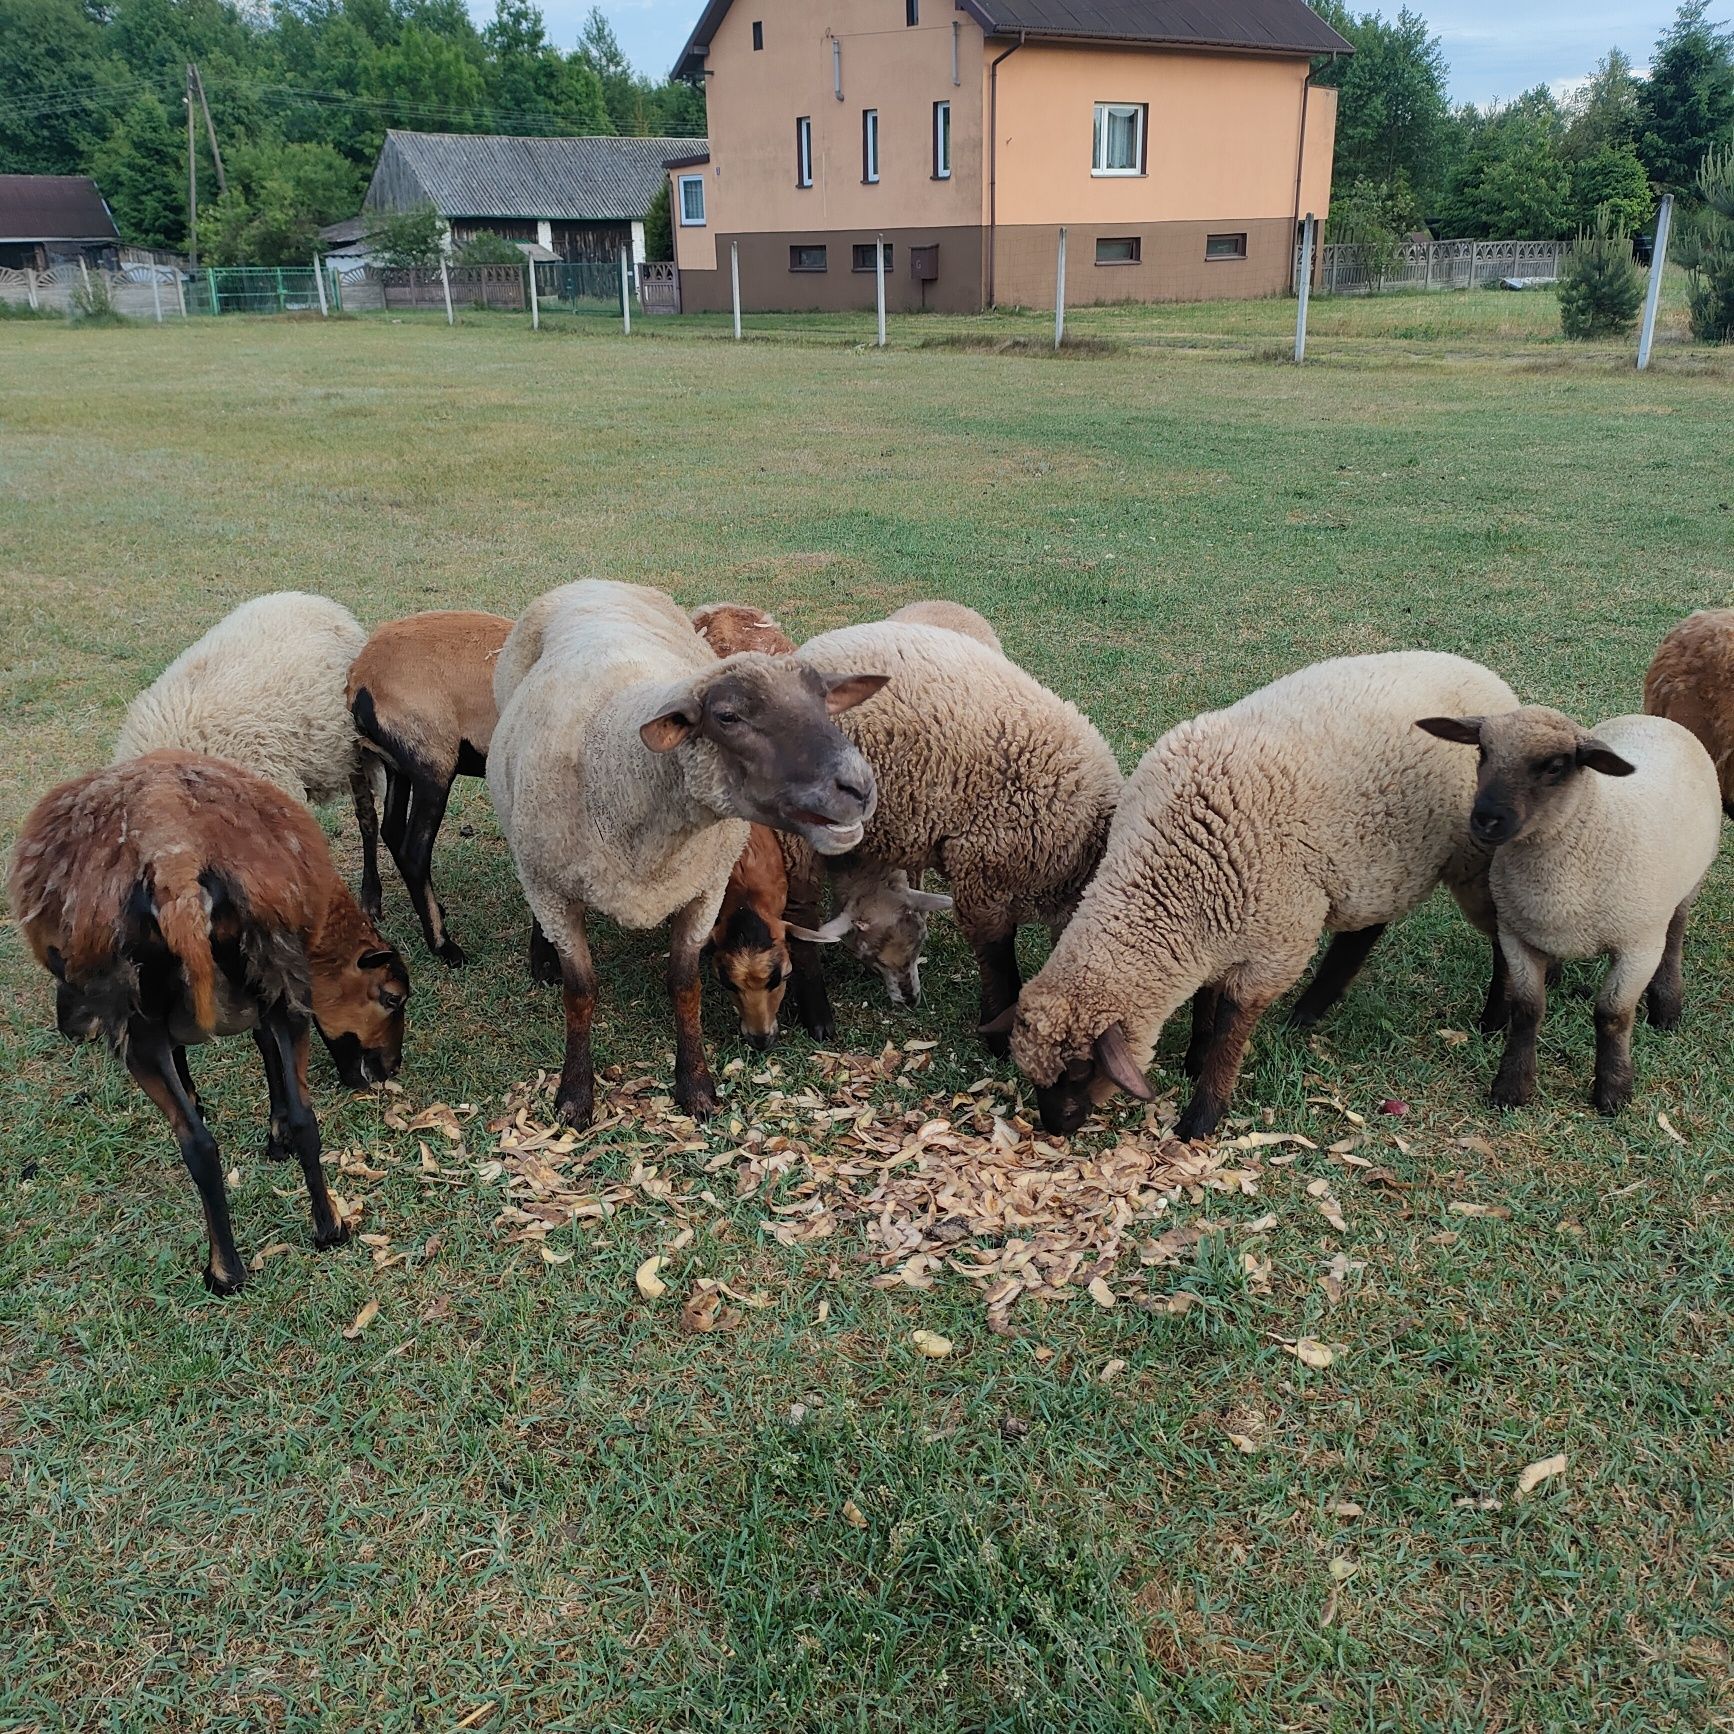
487,580,884,1126
1004,651,1518,1140
1416,706,1720,1114
9,751,410,1294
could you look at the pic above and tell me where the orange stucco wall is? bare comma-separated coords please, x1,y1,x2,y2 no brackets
991,44,1320,228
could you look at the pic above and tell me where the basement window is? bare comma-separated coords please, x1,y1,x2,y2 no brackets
790,244,828,272
1205,232,1248,260
852,242,893,271
1095,235,1141,265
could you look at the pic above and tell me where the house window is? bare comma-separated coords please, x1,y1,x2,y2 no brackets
862,108,879,183
1205,232,1248,260
1092,103,1146,175
678,174,706,226
752,19,763,48
932,100,951,179
852,242,893,271
905,0,918,21
796,116,813,188
1095,236,1141,265
790,244,828,271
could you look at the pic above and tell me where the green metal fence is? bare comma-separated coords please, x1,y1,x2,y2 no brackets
185,267,330,315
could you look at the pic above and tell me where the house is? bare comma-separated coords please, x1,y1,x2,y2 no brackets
360,130,708,265
317,214,380,271
0,175,121,271
667,0,1349,311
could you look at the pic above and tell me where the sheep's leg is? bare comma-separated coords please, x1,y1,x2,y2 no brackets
1593,936,1666,1116
668,894,720,1120
550,906,598,1129
1643,901,1691,1031
1183,985,1221,1080
353,764,383,922
1175,992,1277,1141
171,1044,201,1114
785,857,836,1040
381,770,411,860
1490,935,1549,1110
1287,925,1386,1030
128,1020,244,1295
1479,937,1511,1034
400,774,464,968
528,917,562,986
268,1006,348,1248
974,931,1021,1057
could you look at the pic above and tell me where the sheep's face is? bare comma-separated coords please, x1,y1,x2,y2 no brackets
1005,999,1154,1136
823,874,954,1007
1417,708,1634,847
312,937,410,1088
707,904,789,1049
641,655,887,855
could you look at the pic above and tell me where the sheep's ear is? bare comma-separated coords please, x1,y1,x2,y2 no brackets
978,1005,1016,1038
821,672,890,716
1094,1021,1154,1100
356,948,397,971
787,912,853,944
900,889,954,914
1578,740,1636,777
1416,715,1482,746
641,705,699,753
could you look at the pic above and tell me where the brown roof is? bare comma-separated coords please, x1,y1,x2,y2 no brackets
676,0,1349,75
0,175,120,243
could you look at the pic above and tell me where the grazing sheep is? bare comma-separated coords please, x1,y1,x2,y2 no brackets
1643,608,1734,816
691,603,801,1047
789,620,1122,1042
887,600,1003,655
9,751,410,1294
488,580,885,1126
1004,651,1518,1140
347,610,513,967
1416,706,1720,1114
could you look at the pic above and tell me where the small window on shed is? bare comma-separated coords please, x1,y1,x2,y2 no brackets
906,0,919,22
790,243,828,272
1205,232,1248,260
752,19,763,49
1094,235,1141,265
852,242,892,272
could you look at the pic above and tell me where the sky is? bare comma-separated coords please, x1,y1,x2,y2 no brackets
507,0,1692,108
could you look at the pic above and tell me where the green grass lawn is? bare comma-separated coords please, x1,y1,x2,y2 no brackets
2,298,1733,1731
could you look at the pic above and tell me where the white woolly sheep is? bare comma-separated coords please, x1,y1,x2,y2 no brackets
1416,706,1720,1114
788,619,1123,1042
1004,651,1518,1140
887,600,1003,655
1642,608,1734,817
487,579,884,1126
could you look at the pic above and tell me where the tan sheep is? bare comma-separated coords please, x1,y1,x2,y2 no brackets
886,600,1003,655
1643,608,1734,816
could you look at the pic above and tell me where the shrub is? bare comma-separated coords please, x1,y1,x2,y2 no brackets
1679,137,1734,343
454,230,525,266
643,182,672,263
1325,179,1412,287
1558,205,1645,338
69,270,127,325
372,204,446,268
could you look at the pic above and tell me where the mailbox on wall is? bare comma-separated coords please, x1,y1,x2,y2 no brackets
909,245,939,282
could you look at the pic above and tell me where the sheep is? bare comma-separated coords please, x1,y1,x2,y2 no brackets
887,599,1003,655
9,750,410,1294
1415,706,1720,1115
788,619,1122,1043
690,601,797,657
1642,608,1734,817
488,579,885,1126
1002,651,1518,1140
347,610,513,967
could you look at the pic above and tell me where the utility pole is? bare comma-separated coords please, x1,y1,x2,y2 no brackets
190,63,227,196
185,67,198,270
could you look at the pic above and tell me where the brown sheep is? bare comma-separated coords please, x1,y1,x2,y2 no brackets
9,751,410,1294
1643,608,1734,817
347,610,513,967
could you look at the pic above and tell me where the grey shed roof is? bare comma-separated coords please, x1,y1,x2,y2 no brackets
0,175,120,243
676,0,1349,74
363,131,709,222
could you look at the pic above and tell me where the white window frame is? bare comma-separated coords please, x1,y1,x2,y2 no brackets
677,173,707,226
796,116,813,188
1092,102,1145,176
863,107,879,184
933,100,951,179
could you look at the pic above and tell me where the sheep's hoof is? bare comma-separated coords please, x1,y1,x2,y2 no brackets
313,1219,351,1251
555,1090,594,1130
1592,1076,1632,1117
529,953,561,987
1645,994,1682,1031
1489,1078,1534,1111
263,1126,295,1162
203,1263,247,1297
1175,1099,1222,1143
677,1077,720,1121
980,1028,1011,1060
436,940,469,970
360,890,383,922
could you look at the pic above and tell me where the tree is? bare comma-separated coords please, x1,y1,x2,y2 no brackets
1558,205,1645,337
1313,5,1451,206
484,0,568,127
88,92,185,249
371,201,446,266
0,0,125,177
1678,134,1734,340
1324,177,1409,278
1637,1,1734,193
1442,95,1574,237
642,179,671,261
1569,142,1653,232
577,5,639,133
1564,49,1642,157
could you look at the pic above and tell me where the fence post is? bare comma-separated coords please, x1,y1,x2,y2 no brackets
1637,193,1673,372
439,255,453,326
619,246,630,335
79,257,92,296
731,240,742,340
208,267,218,314
1054,225,1067,350
527,260,540,330
275,266,286,312
26,268,39,311
174,270,187,317
1294,213,1315,362
874,233,886,347
314,256,329,317
150,267,163,323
